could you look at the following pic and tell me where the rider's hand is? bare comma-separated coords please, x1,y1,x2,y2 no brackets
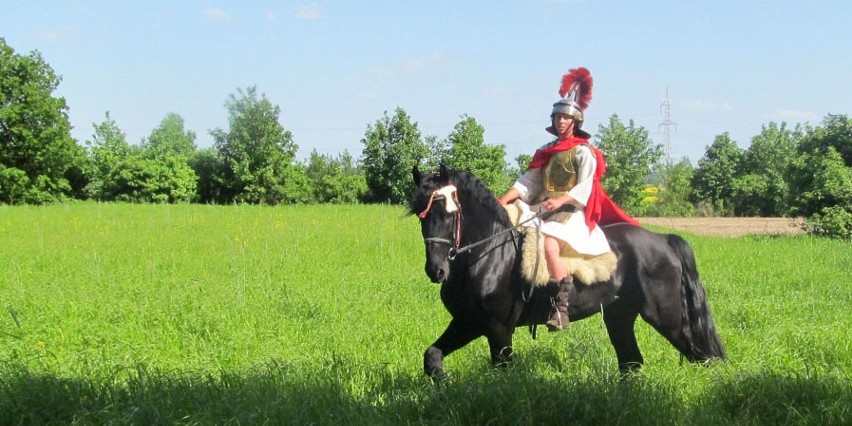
542,198,564,211
497,193,517,206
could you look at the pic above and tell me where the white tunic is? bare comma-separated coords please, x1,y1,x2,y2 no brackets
511,144,612,256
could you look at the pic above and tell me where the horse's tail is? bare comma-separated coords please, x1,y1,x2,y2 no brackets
667,234,727,361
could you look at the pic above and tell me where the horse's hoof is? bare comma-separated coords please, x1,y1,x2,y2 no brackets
427,369,448,383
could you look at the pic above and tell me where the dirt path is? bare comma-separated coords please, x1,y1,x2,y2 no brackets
636,217,806,237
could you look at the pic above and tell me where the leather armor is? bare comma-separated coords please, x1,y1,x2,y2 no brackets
533,146,580,223
539,146,579,201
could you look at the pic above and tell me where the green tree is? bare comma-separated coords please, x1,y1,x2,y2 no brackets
361,107,428,204
789,146,852,217
796,114,852,166
649,158,695,217
691,133,743,216
137,113,198,202
594,114,664,213
441,114,510,194
210,86,309,204
787,115,852,238
731,122,802,216
790,146,852,239
0,37,86,204
84,112,133,200
190,147,227,204
305,150,367,203
143,113,197,159
499,153,533,193
86,113,192,203
113,154,197,203
421,134,447,172
510,153,532,178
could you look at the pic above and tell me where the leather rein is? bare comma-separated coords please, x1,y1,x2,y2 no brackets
417,184,571,261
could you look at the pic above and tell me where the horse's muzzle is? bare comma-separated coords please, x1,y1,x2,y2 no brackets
425,263,449,284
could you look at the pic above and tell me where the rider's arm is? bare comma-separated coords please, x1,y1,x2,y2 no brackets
497,187,520,205
515,168,542,203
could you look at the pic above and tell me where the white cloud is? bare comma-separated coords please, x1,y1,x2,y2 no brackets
528,0,588,4
369,67,396,77
264,9,277,21
203,8,230,21
684,100,733,112
35,27,75,44
481,86,509,97
296,3,323,20
775,109,818,122
370,53,446,77
402,53,444,73
353,91,382,100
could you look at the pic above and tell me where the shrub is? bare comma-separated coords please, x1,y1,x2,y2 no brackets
805,206,852,240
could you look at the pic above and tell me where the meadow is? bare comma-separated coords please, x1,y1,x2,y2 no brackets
0,203,850,425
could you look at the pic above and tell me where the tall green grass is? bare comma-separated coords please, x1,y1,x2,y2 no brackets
0,203,849,424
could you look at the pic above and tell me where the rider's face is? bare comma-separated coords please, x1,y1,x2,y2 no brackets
553,114,575,139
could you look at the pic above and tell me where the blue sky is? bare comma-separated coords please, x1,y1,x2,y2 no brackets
2,1,850,164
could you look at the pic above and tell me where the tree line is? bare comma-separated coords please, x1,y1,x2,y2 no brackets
2,38,850,239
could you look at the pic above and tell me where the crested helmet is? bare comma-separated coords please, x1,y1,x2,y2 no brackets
547,67,594,139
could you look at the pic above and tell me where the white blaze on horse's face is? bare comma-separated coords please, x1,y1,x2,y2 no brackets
434,185,459,213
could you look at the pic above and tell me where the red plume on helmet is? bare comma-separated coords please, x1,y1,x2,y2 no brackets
559,67,593,111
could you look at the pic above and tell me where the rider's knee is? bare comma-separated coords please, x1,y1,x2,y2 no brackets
543,237,561,257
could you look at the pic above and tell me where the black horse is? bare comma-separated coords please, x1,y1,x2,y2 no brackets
410,165,725,378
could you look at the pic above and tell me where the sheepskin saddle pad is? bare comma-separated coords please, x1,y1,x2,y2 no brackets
503,203,617,287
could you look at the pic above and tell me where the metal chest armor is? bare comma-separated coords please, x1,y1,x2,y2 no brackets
539,146,580,202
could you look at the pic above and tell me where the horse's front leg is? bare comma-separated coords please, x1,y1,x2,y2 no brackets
485,318,515,368
424,318,482,379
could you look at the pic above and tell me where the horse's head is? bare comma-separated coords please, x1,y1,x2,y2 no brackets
411,164,461,284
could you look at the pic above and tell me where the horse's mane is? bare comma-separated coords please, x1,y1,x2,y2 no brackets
410,167,512,227
453,171,509,221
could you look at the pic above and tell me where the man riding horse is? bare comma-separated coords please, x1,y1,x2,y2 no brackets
497,67,639,331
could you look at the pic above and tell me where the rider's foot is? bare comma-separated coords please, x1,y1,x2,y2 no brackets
545,276,572,331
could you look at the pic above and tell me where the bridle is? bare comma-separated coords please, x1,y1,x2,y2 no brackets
418,183,572,261
418,185,463,260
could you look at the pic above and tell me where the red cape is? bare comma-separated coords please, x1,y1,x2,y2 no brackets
528,137,640,232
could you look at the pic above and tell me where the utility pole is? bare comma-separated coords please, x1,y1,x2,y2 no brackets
659,85,676,164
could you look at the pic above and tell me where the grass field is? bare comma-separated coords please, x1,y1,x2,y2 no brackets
1,203,850,424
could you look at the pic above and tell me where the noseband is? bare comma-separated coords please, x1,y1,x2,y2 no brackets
418,185,463,260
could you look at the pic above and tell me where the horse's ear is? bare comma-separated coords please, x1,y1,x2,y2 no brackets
439,163,453,184
412,165,422,184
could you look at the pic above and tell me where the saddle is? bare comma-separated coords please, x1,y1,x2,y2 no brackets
503,203,617,286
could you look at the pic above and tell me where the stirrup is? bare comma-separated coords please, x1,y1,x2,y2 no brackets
545,298,569,331
545,277,571,331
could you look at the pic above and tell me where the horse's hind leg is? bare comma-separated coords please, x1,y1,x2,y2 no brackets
603,302,644,373
639,304,697,362
637,281,700,362
424,318,481,379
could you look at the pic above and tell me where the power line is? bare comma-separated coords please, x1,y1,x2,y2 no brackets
659,85,677,164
